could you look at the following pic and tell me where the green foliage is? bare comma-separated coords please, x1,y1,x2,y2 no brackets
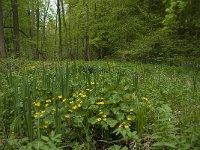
0,60,200,149
4,131,61,150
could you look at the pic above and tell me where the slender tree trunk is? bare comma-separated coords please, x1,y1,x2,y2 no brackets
31,0,37,59
57,0,62,60
54,8,58,58
60,0,68,54
11,0,20,58
0,0,5,57
68,3,72,59
36,0,40,59
85,0,90,61
41,0,50,58
76,22,79,59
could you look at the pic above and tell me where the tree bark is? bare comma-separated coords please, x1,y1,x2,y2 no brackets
11,0,20,58
68,2,72,59
31,0,37,59
85,0,90,61
0,0,5,57
41,0,50,57
36,0,40,59
57,0,62,60
60,0,68,54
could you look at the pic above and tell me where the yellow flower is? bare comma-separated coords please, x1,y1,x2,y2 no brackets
45,103,49,107
69,101,74,104
46,99,51,103
127,116,132,121
102,114,107,118
124,124,130,128
52,108,56,112
33,112,43,118
58,95,62,99
34,112,39,118
77,104,81,107
97,118,101,121
86,88,93,92
102,118,107,121
81,94,86,98
79,92,86,98
44,125,48,128
119,124,123,128
34,101,41,107
62,99,67,102
142,97,148,101
130,109,134,112
72,105,77,110
41,110,45,114
73,94,77,97
96,102,105,105
79,93,83,96
65,115,70,119
68,109,73,113
91,82,98,85
99,111,103,115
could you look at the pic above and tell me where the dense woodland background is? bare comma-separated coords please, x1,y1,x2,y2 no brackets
0,0,200,63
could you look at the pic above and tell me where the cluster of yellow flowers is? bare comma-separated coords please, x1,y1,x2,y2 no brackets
97,110,107,122
119,122,131,129
45,99,51,107
43,121,49,128
78,92,86,98
34,110,45,118
96,98,105,105
33,101,41,107
86,88,93,92
91,81,99,85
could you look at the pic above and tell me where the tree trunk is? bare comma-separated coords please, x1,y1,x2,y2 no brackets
36,0,40,59
57,0,62,60
31,0,37,59
68,2,72,59
60,0,68,54
11,0,20,58
0,0,5,57
41,0,50,58
85,0,90,61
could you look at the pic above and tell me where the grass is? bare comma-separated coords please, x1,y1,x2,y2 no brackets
0,59,200,149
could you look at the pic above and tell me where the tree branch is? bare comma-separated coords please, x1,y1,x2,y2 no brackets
3,26,30,38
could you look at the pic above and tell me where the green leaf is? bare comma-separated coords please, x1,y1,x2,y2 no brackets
41,136,49,142
106,118,118,127
164,142,177,148
88,117,98,125
108,145,121,150
152,142,164,147
121,146,128,150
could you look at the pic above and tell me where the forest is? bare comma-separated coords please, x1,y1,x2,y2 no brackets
0,0,200,149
